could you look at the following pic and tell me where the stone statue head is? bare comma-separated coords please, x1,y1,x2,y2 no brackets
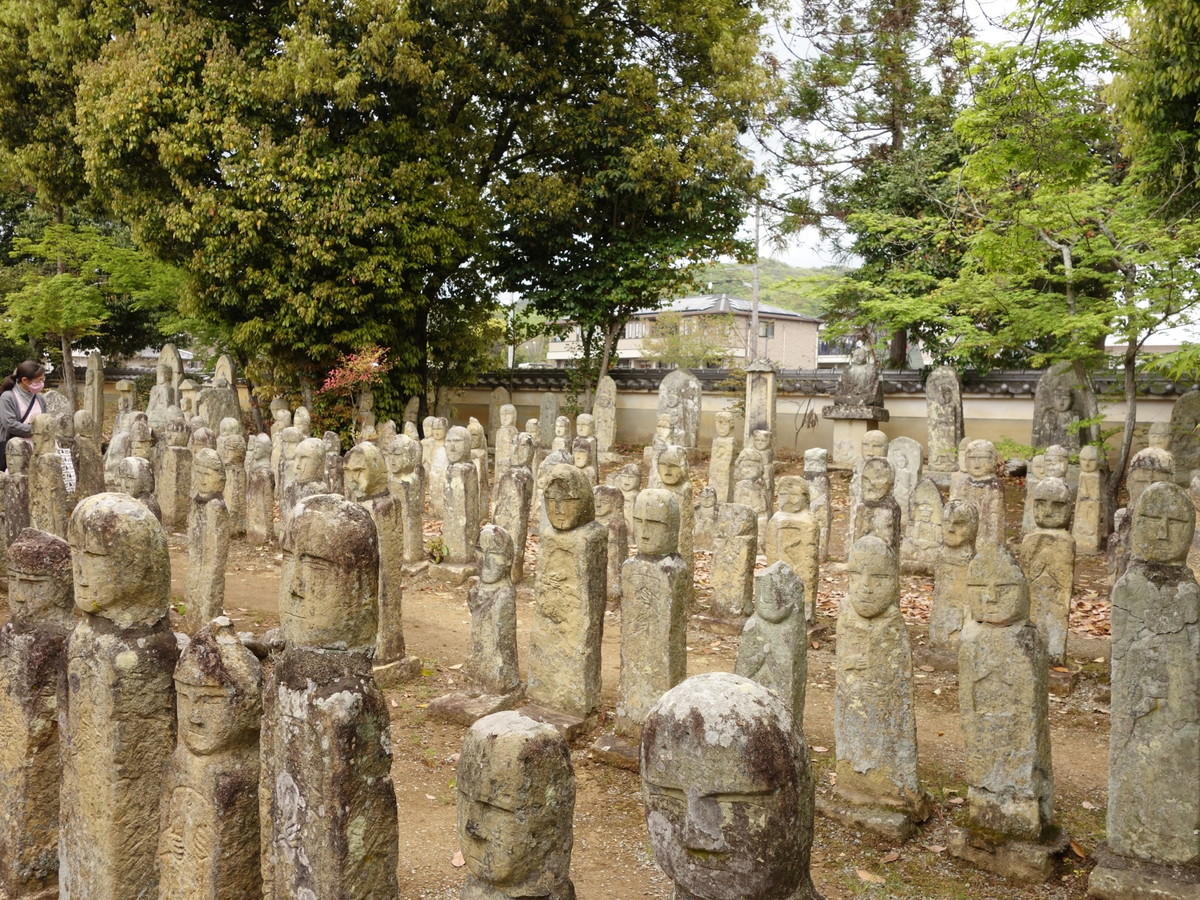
247,433,272,468
641,672,812,900
1029,454,1046,480
720,502,757,538
633,489,679,557
1032,477,1073,530
572,438,592,471
280,493,378,651
544,465,595,532
1128,447,1174,506
943,500,979,550
174,618,262,756
468,418,486,450
698,486,717,509
735,453,764,483
1079,445,1100,473
479,524,515,585
294,437,327,484
7,528,73,632
655,414,672,440
116,456,155,497
6,437,30,475
1052,388,1073,412
344,442,388,500
965,439,996,480
293,406,311,436
128,418,154,460
192,448,226,496
803,447,828,474
848,535,899,619
190,425,216,452
777,476,810,515
218,433,247,468
512,432,534,468
576,413,594,437
500,404,517,427
861,457,895,502
524,418,539,439
273,408,291,430
458,712,575,897
279,427,302,460
74,409,94,437
593,484,622,521
618,463,641,492
850,345,868,365
1148,421,1172,451
422,415,435,438
751,429,772,452
432,417,448,441
862,430,887,459
1131,481,1195,565
321,430,340,456
446,425,470,464
657,447,688,487
715,410,733,437
957,436,972,473
966,546,1030,626
1043,445,1069,480
219,416,242,437
754,561,799,625
554,415,571,439
70,492,171,628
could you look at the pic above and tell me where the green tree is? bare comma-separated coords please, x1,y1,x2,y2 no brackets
642,311,739,369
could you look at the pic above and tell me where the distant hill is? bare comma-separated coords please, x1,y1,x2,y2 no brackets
695,258,845,318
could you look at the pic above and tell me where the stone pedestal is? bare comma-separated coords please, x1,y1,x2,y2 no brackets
827,412,888,466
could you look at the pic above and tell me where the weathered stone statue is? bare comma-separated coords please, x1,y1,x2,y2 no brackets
60,493,178,900
263,494,398,899
184,448,231,633
594,374,618,462
1089,482,1200,899
1020,477,1075,666
708,502,757,624
827,536,930,839
644,414,672,488
616,463,641,548
83,350,104,431
0,530,73,899
735,561,807,727
765,476,819,621
887,435,923,525
244,433,275,546
1072,445,1108,554
116,456,162,522
273,426,302,506
157,415,193,531
960,439,1006,545
641,672,823,900
1021,454,1047,534
572,436,597,487
528,465,607,722
852,457,901,553
384,433,426,569
2,439,31,544
457,712,575,900
575,413,599,483
847,429,888,531
744,358,777,444
551,414,572,452
708,409,737,503
441,426,482,580
493,432,534,584
426,416,450,516
493,403,519,477
281,436,327,537
158,618,261,900
823,346,889,465
732,450,769,549
658,447,694,583
73,409,104,500
1109,445,1175,582
948,436,972,502
196,375,241,432
657,368,701,450
803,447,831,562
594,485,627,604
29,413,67,538
926,365,964,483
615,489,688,735
322,430,344,496
692,485,718,551
538,393,560,449
487,386,509,447
1169,388,1200,486
928,499,979,656
468,417,491,513
952,546,1061,881
345,441,411,667
900,477,944,575
217,418,247,538
1031,362,1098,452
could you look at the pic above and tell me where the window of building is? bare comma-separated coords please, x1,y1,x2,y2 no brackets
758,321,775,339
625,321,647,339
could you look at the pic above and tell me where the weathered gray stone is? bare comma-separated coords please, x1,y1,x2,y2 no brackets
157,417,193,531
263,494,398,899
457,712,575,900
658,447,694,583
73,410,104,500
765,476,819,621
29,413,67,538
1170,389,1200,486
886,436,923,525
244,434,274,547
616,489,688,734
852,457,901,553
595,485,627,605
281,437,327,540
708,410,737,504
0,529,73,899
158,618,261,900
926,365,963,481
442,426,482,573
657,369,701,450
832,536,930,835
641,672,821,900
551,414,573,452
692,486,718,551
493,433,534,584
1110,447,1177,582
735,562,807,727
710,502,757,622
492,404,519,479
274,426,302,506
616,463,641,549
146,344,183,429
960,439,1006,545
115,456,161,521
487,386,510,448
1032,362,1099,452
196,375,241,433
383,433,426,567
928,499,978,653
83,351,104,434
594,375,618,459
848,429,888,531
426,416,450,517
1022,454,1047,534
1019,477,1075,665
572,436,597,487
469,417,491,514
948,436,973,502
644,414,672,489
900,477,944,575
744,358,777,445
184,449,231,634
60,493,178,900
538,393,559,450
3,439,31,545
803,448,831,562
732,450,769,547
1073,445,1108,554
528,465,607,720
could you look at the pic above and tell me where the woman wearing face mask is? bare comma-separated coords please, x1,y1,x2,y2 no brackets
0,360,48,469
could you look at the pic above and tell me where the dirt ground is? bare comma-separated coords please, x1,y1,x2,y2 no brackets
162,453,1127,900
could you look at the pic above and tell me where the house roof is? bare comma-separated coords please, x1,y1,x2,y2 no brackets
632,294,822,324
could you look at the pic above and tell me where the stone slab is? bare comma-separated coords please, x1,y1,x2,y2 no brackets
816,795,919,843
372,655,423,688
913,645,959,673
949,827,1069,882
517,703,592,743
589,733,640,772
430,562,475,586
426,689,524,727
1089,848,1200,899
1048,667,1079,696
692,614,746,636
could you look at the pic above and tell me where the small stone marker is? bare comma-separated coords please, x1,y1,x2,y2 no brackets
1019,477,1076,666
735,561,807,728
927,499,979,659
183,448,231,633
926,365,963,484
765,476,819,621
493,433,535,584
708,409,737,503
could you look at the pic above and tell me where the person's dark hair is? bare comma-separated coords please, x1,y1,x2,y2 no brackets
0,360,46,395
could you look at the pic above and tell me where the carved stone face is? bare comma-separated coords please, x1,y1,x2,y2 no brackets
942,501,978,549
861,458,894,502
862,431,887,458
698,488,716,510
573,448,590,470
446,426,470,464
7,531,72,628
633,490,679,557
544,467,593,531
432,418,448,441
777,477,808,515
658,451,686,488
295,438,326,483
966,549,1029,626
619,466,641,492
1043,446,1069,479
117,457,154,496
715,412,733,437
176,682,242,755
192,451,226,495
752,430,771,452
479,527,514,585
735,455,763,483
344,444,387,500
656,415,672,440
966,440,996,479
525,419,539,437
512,434,534,468
555,416,570,438
1079,446,1100,473
848,537,898,619
755,577,794,625
1032,479,1072,530
1052,390,1073,412
1131,482,1194,564
576,414,594,437
642,674,806,900
500,404,516,427
803,448,827,474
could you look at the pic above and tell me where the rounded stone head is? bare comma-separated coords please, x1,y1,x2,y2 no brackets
942,500,979,550
273,408,291,430
735,453,763,483
848,535,899,619
862,430,887,459
1079,445,1100,473
618,463,641,492
6,437,29,475
657,447,688,487
457,711,575,895
344,442,388,501
280,494,378,650
479,524,515,585
116,456,155,497
544,465,595,532
512,432,534,468
7,528,73,631
468,418,485,450
861,457,895,502
69,492,171,628
576,413,594,437
754,561,799,624
655,414,672,440
1148,421,1172,451
965,440,996,479
127,419,154,460
1052,388,1074,412
74,409,94,436
1128,447,1174,506
279,426,302,459
641,672,812,900
432,417,448,441
594,484,622,520
752,429,772,452
293,437,327,484
1032,477,1073,530
698,486,717,509
571,438,592,470
174,618,262,756
803,447,828,474
524,418,539,438
1131,481,1195,565
1029,455,1046,480
633,489,680,557
966,546,1030,626
957,436,972,473
1043,445,1069,480
777,476,809,515
554,415,571,438
500,404,516,427
192,448,226,496
445,425,470,464
715,410,733,437
218,433,247,467
219,417,242,437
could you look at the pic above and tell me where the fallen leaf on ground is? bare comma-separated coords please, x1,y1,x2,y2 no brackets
1070,840,1088,859
856,869,886,884
881,851,900,863
452,851,465,868
1082,800,1098,810
812,746,829,753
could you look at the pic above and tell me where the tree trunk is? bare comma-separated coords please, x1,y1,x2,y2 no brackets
886,328,908,368
591,322,622,413
1108,349,1138,515
59,332,77,409
415,306,430,435
299,377,314,410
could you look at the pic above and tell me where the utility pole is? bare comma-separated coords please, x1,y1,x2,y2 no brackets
748,199,761,360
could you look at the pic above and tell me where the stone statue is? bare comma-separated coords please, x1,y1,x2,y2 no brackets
183,448,230,633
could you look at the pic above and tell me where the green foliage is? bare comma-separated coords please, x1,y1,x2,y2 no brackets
642,311,739,369
695,258,841,317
